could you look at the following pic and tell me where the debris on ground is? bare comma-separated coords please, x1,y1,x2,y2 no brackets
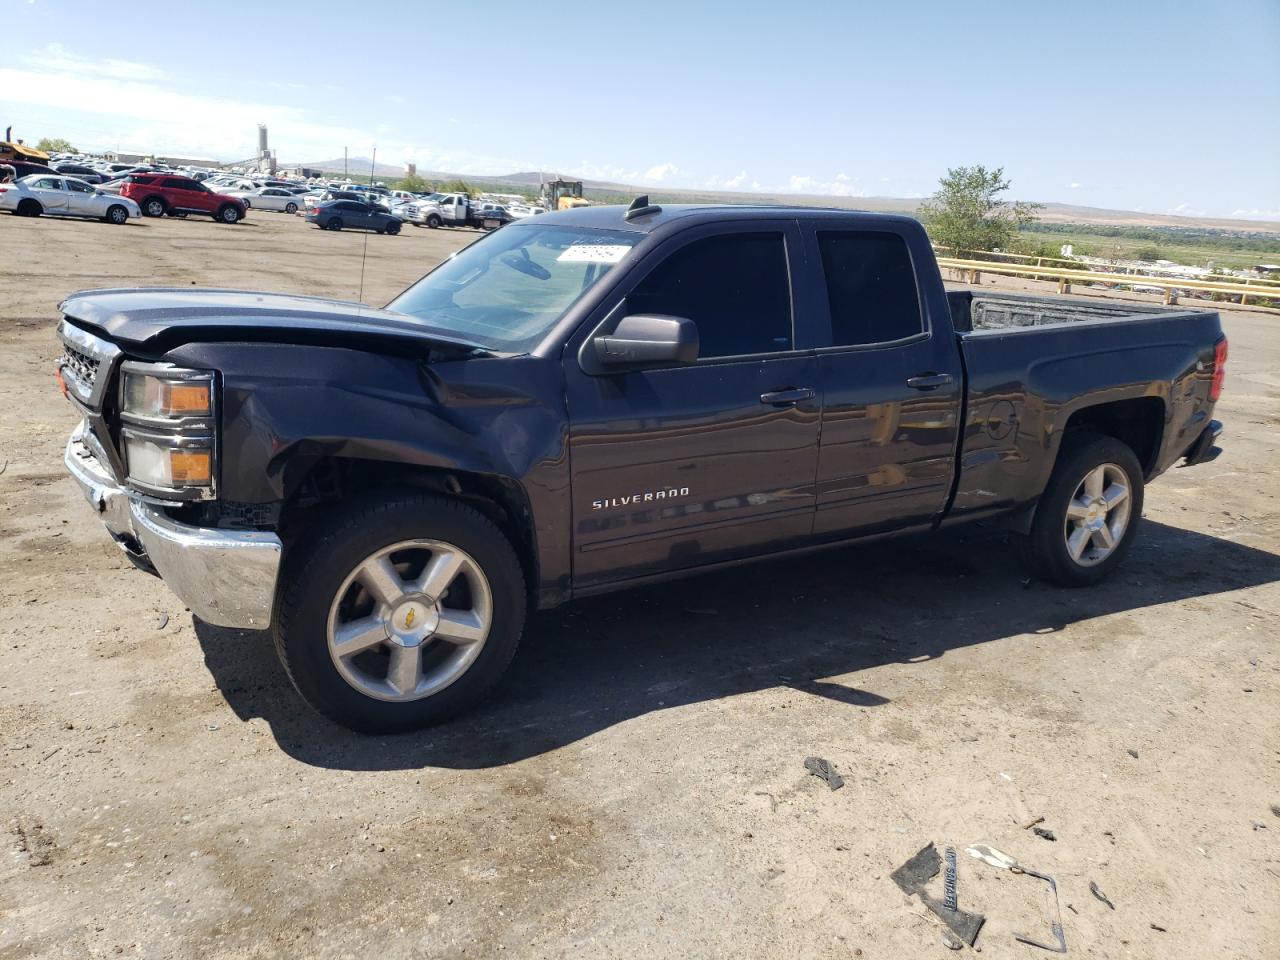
156,612,169,630
1090,881,1115,910
12,818,56,867
942,930,964,950
966,845,1066,953
1023,815,1046,830
1127,749,1139,759
1270,803,1280,818
1033,827,1057,842
1013,866,1067,954
803,756,844,791
891,843,985,946
1150,923,1167,932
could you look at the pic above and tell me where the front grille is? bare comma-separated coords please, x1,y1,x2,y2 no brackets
61,343,101,390
57,318,122,409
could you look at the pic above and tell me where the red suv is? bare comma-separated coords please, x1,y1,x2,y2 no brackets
121,174,247,223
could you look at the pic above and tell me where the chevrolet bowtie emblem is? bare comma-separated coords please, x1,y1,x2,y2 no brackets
404,608,417,628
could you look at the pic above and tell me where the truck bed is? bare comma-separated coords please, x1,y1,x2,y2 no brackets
946,289,1202,333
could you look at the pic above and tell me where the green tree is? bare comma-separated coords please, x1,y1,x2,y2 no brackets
1133,245,1162,261
35,137,77,153
919,165,1042,255
440,178,473,195
396,173,429,192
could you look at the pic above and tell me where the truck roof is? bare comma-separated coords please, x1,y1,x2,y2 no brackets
530,202,922,234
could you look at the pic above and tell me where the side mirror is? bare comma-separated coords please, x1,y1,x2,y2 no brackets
594,314,699,368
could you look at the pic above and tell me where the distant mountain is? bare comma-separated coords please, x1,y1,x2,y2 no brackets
302,156,406,178
287,163,1280,234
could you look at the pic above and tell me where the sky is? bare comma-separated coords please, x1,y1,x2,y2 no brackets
2,0,1278,219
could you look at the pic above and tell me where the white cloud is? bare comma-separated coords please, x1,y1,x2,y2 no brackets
1068,182,1082,189
640,162,679,183
1230,208,1280,220
33,43,164,82
1167,202,1207,217
782,174,865,198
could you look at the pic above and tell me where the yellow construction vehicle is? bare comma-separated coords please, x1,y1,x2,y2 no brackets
540,178,588,211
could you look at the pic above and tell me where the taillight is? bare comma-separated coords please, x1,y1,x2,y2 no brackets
1210,337,1227,401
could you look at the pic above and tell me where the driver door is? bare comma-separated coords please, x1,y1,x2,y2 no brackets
563,220,823,588
64,178,98,215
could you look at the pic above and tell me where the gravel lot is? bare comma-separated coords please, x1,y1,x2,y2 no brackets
1,211,1277,959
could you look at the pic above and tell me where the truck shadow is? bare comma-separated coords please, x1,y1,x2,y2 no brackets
193,519,1279,771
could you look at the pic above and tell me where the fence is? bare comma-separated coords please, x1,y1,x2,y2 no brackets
935,256,1280,311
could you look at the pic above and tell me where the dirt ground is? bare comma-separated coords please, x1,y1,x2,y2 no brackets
1,211,1277,960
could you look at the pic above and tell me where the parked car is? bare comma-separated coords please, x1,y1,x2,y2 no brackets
305,199,402,233
52,163,109,184
0,175,141,223
4,159,57,180
55,202,1227,733
120,174,246,223
226,187,301,214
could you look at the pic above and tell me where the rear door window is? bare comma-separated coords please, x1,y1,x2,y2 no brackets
816,231,924,346
627,233,793,358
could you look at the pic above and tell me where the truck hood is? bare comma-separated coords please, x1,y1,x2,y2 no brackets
59,287,490,356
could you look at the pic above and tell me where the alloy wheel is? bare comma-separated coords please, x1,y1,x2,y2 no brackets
1063,462,1131,566
326,539,493,702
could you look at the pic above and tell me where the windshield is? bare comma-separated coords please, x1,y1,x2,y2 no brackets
386,224,640,352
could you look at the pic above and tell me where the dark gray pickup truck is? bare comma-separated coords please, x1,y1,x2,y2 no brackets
56,201,1226,732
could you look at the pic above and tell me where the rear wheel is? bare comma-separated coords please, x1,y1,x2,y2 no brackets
1023,432,1144,586
328,217,343,231
285,202,298,214
217,204,241,224
104,204,129,225
142,196,166,217
273,493,527,733
16,198,42,217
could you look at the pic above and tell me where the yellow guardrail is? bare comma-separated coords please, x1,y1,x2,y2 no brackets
937,257,1280,310
933,246,1280,287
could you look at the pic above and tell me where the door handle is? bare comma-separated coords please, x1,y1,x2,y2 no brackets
905,373,955,391
760,387,815,406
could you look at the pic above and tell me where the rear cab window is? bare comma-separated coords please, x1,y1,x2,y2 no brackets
816,231,924,347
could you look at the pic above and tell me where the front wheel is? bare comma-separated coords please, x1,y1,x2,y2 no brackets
104,204,129,225
273,493,527,733
285,202,298,214
426,214,441,229
1023,431,1144,587
386,221,400,235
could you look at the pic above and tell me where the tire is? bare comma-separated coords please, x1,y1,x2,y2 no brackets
386,221,400,235
1023,431,1144,587
16,198,42,217
142,196,166,217
273,492,527,733
328,217,343,231
285,202,298,214
426,214,441,229
105,204,129,225
217,204,241,224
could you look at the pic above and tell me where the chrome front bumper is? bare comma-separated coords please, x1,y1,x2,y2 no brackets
64,425,282,629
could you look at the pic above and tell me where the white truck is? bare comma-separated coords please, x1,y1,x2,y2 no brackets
407,193,509,231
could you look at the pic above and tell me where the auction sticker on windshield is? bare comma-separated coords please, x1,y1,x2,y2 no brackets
557,244,631,263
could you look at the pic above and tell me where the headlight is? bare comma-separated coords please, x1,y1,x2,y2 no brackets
119,363,217,499
121,432,214,489
122,369,212,420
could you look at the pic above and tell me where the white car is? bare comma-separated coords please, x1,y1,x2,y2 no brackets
0,175,141,224
226,186,303,213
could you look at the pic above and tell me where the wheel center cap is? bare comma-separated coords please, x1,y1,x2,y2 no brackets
387,598,439,647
